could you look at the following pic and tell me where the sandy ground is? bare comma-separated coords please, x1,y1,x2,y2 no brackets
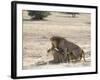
22,11,91,70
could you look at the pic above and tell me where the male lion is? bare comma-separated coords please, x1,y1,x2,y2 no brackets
48,36,86,62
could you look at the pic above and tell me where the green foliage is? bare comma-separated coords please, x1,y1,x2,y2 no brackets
28,11,51,20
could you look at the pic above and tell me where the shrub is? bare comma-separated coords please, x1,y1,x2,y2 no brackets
28,11,51,20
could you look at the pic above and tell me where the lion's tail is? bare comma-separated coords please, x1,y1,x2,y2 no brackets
82,50,86,62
